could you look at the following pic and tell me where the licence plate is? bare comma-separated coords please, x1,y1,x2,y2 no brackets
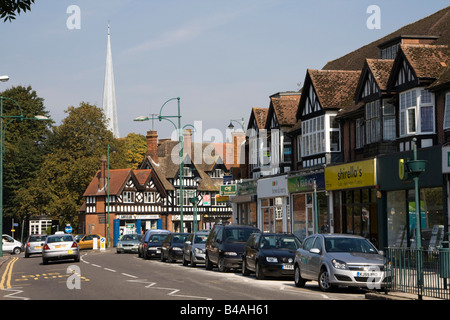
68,250,73,254
282,264,294,270
356,272,380,277
34,246,42,250
157,250,161,253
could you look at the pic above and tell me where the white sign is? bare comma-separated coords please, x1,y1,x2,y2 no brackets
257,175,288,198
442,146,450,173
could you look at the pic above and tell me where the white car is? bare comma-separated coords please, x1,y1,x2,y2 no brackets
42,233,80,264
2,234,24,255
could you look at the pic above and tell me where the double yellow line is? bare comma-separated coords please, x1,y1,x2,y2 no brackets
0,257,19,290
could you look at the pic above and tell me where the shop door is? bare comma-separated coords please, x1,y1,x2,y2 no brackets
306,193,314,236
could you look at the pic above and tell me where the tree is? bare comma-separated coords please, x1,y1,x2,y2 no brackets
18,102,123,228
1,86,52,221
122,133,147,169
0,0,35,22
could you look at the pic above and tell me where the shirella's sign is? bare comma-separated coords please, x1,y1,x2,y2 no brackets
325,159,376,190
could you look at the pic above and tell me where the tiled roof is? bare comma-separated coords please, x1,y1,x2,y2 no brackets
366,59,395,91
323,6,450,71
269,92,301,127
249,107,268,129
83,169,133,197
308,69,361,110
400,44,449,79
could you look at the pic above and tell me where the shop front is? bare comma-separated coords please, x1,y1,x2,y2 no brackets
114,214,163,245
257,175,289,233
231,179,257,227
288,171,328,241
378,146,445,250
325,159,379,246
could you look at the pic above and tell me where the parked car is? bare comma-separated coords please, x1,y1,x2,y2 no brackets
42,233,80,264
2,234,24,255
116,233,143,253
183,230,210,267
161,233,190,263
294,234,386,292
242,232,302,279
25,234,47,258
77,234,107,250
138,229,171,259
205,224,260,272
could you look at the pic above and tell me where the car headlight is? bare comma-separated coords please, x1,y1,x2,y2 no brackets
172,247,182,251
266,257,278,263
117,243,122,248
224,251,237,256
194,248,204,254
332,259,348,270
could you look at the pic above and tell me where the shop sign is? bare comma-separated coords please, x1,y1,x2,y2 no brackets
325,159,376,191
220,184,236,196
257,175,288,198
203,194,211,206
216,195,230,202
236,179,257,196
288,173,325,193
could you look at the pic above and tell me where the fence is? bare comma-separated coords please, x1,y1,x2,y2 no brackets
385,247,450,299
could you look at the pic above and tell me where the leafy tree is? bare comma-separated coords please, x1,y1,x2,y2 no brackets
1,86,52,221
122,132,147,169
0,0,35,22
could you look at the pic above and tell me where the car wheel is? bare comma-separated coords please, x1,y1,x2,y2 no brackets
182,254,189,266
160,251,166,262
242,258,250,276
205,254,213,270
190,253,197,267
318,268,334,292
255,261,265,280
294,264,306,288
74,256,80,263
218,256,227,272
43,258,49,265
13,247,21,255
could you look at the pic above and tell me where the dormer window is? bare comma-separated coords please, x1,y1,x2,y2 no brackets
399,88,435,137
211,169,224,178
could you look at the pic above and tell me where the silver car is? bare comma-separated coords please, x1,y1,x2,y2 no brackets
25,234,47,258
42,233,80,265
182,231,209,267
116,233,143,253
294,234,386,292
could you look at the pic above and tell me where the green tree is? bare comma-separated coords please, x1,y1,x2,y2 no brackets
1,86,52,221
122,132,147,169
0,0,35,22
18,102,121,227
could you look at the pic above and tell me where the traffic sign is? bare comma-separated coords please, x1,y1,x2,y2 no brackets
65,225,73,233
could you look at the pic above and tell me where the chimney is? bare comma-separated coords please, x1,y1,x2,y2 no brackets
99,155,107,191
146,130,159,163
183,129,192,163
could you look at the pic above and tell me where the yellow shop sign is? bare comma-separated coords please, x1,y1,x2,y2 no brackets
325,159,376,190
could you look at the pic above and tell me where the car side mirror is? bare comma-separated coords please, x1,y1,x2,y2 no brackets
185,241,191,245
378,250,384,256
309,248,321,254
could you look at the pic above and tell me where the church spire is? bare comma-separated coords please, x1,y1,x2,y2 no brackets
103,23,119,138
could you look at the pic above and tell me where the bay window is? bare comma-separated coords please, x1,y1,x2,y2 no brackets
399,88,434,137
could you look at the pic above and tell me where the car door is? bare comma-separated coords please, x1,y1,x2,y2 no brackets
2,235,15,253
298,236,316,279
184,233,194,260
309,236,324,279
79,235,92,249
162,234,171,258
245,233,259,271
210,226,223,264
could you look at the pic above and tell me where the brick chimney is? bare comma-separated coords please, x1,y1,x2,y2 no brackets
145,130,159,163
183,129,192,163
98,155,107,191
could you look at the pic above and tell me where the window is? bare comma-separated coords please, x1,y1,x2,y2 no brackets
301,116,325,157
144,192,156,203
356,118,365,149
123,191,135,203
184,167,193,177
176,189,195,206
329,116,340,152
211,169,224,178
399,88,434,136
382,99,396,140
365,101,381,144
444,93,450,130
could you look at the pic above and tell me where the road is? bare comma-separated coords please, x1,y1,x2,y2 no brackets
0,248,367,313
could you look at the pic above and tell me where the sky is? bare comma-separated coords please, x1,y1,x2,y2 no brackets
0,0,448,143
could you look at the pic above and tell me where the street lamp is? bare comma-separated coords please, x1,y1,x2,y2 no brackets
189,176,202,233
0,96,50,257
228,117,245,131
134,97,187,232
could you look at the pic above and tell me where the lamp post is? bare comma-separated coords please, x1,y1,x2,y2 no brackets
406,137,427,298
0,96,50,257
134,97,187,232
189,176,202,233
228,117,245,131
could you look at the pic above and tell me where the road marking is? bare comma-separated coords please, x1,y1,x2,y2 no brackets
104,268,116,272
91,264,101,268
1,287,30,300
121,273,138,278
0,257,19,289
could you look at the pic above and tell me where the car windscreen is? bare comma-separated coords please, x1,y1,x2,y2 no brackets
224,228,256,243
173,235,189,243
325,237,378,253
47,235,73,243
261,235,301,250
121,234,141,241
148,234,167,242
29,235,47,242
194,234,208,244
